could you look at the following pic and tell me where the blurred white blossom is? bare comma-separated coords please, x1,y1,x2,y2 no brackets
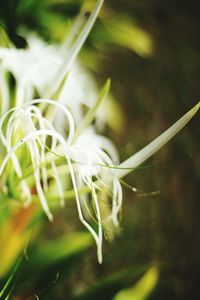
0,0,199,264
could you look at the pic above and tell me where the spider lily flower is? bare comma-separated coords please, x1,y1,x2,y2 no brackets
0,98,120,264
0,0,108,263
0,0,199,264
0,99,75,219
0,0,104,118
69,101,200,262
0,79,117,262
0,39,100,124
0,100,199,263
0,37,61,109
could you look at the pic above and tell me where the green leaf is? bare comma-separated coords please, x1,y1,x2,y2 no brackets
74,265,149,300
113,267,159,300
0,257,22,300
93,15,153,57
0,26,11,47
21,232,92,279
15,232,92,295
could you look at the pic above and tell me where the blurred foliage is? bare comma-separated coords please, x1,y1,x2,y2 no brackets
92,14,153,57
0,0,153,57
73,265,149,300
0,0,200,299
0,0,81,46
114,267,158,300
0,204,35,277
0,257,22,300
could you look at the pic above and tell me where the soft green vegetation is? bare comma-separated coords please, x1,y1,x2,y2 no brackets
0,0,199,299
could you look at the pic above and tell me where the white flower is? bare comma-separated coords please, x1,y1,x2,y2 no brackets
0,0,104,119
69,127,119,177
1,99,199,263
55,63,99,126
0,37,60,96
0,0,199,264
0,38,100,121
0,98,119,264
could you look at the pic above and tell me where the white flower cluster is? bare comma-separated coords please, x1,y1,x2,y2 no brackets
0,0,199,263
0,0,121,263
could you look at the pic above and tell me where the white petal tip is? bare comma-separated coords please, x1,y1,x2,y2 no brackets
98,256,103,264
48,213,54,222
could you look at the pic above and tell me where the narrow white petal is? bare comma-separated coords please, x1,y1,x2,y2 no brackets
115,102,200,178
61,12,87,53
48,0,104,97
91,182,103,263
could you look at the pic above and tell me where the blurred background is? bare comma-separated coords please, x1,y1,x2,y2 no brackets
0,0,200,299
